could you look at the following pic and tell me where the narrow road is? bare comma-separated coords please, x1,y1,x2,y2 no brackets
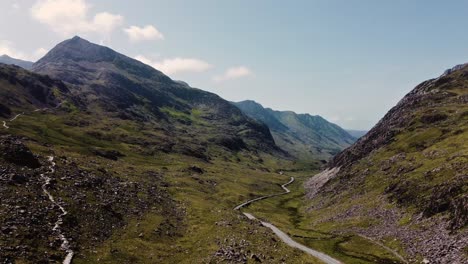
1,102,64,130
235,177,342,264
234,177,294,210
9,113,23,122
40,156,74,264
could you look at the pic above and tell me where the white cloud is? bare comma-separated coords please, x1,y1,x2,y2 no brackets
135,55,212,75
30,0,123,36
92,12,124,34
124,25,164,42
0,40,47,61
213,66,252,82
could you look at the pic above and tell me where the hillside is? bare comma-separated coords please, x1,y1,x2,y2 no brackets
0,54,34,70
305,63,468,263
235,100,356,159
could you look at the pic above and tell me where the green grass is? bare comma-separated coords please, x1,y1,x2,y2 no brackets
245,172,405,264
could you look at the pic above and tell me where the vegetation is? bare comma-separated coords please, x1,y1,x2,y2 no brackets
306,64,468,262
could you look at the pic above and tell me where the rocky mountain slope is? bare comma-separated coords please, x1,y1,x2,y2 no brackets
305,63,468,263
0,54,33,70
0,64,72,118
235,100,356,159
32,37,278,158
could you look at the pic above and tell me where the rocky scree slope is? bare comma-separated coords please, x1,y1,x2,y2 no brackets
0,134,180,263
306,64,468,263
235,100,356,159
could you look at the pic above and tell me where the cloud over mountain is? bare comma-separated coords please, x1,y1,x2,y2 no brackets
135,55,212,75
213,66,252,82
124,25,164,42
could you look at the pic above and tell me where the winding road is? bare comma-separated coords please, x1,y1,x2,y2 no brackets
1,102,63,130
234,176,342,264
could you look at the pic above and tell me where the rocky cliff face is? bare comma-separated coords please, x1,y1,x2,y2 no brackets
305,64,468,263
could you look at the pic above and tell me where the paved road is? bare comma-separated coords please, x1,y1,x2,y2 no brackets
235,176,342,264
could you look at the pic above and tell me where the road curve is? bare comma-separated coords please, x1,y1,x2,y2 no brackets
235,177,342,264
234,177,294,210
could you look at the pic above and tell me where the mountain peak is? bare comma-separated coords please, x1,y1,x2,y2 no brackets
71,35,84,41
34,36,116,65
32,36,172,84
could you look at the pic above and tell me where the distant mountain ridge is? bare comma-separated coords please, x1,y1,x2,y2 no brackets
234,100,356,159
0,55,33,70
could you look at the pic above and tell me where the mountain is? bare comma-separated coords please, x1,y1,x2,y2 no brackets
234,100,356,159
345,129,367,139
305,64,468,262
32,36,278,157
0,54,34,70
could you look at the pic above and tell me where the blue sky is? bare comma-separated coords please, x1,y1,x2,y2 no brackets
1,0,468,129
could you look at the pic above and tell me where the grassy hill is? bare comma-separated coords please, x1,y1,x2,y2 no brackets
304,63,468,263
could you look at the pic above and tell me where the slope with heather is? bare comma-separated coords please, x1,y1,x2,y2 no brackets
305,64,468,263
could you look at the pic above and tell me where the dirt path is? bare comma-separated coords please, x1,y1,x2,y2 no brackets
235,177,342,264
